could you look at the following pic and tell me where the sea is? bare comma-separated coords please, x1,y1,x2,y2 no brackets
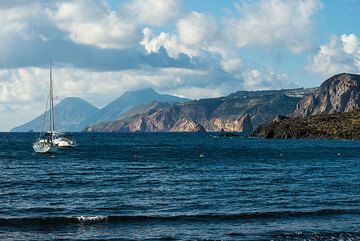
1,132,360,241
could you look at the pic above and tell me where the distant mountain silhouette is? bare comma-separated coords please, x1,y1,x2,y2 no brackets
81,88,190,127
11,97,99,132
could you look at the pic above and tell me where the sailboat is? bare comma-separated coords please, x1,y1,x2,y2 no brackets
32,60,58,153
53,132,77,148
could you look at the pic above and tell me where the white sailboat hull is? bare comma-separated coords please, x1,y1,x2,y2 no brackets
33,141,58,153
54,139,77,148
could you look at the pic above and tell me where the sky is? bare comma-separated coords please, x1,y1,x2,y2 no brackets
0,0,360,131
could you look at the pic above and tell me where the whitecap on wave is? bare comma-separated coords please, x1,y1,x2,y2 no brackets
76,216,108,221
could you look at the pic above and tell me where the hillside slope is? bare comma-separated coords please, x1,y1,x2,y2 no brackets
81,88,190,127
84,89,309,132
293,73,360,117
11,97,99,132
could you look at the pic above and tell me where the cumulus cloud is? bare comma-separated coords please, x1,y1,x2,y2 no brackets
123,0,181,26
0,1,196,71
0,28,195,71
141,11,218,57
242,67,298,90
141,11,242,73
0,1,47,40
141,28,192,58
307,34,360,77
49,0,138,49
0,66,220,108
225,0,322,53
177,12,216,46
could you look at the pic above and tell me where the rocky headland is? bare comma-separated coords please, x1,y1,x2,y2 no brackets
254,111,360,139
255,73,360,139
293,73,360,117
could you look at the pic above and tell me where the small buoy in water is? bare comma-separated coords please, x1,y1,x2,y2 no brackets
199,154,204,158
134,154,138,158
280,153,283,157
337,153,341,156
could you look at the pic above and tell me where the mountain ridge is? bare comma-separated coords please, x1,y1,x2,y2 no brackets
11,97,99,132
84,89,308,132
80,88,191,127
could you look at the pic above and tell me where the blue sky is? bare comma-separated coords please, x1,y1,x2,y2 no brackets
0,0,360,131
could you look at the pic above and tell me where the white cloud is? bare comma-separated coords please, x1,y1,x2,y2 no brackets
0,66,224,108
307,34,360,77
0,1,44,39
123,0,181,26
0,68,47,103
243,67,297,90
225,0,322,53
141,11,219,57
49,0,138,49
342,34,360,55
1,0,182,50
141,28,193,58
177,11,216,46
141,11,242,73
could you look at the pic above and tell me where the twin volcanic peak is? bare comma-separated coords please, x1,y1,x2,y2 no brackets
81,88,190,128
11,88,190,132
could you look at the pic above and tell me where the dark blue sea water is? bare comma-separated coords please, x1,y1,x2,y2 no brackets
1,133,360,241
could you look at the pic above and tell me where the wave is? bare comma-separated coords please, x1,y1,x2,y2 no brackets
0,208,358,227
271,231,360,240
76,215,108,221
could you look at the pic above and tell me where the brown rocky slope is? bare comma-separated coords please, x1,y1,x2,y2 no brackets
293,73,360,117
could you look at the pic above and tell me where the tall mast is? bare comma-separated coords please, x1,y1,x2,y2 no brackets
50,59,55,134
49,60,52,133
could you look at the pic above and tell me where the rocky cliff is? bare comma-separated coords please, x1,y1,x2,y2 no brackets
254,111,360,140
84,89,307,132
293,73,360,117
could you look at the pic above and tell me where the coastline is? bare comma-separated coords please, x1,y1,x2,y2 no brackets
254,111,360,140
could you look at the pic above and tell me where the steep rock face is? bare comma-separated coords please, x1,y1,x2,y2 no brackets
11,97,99,132
293,73,360,117
83,101,173,132
211,114,252,132
171,119,206,132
